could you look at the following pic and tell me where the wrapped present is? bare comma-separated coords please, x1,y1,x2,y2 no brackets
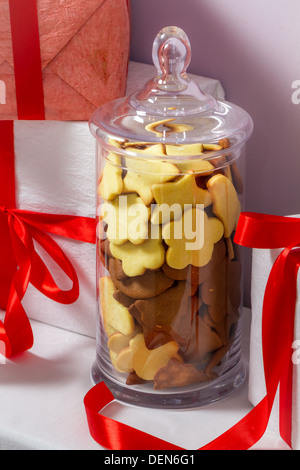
0,0,130,120
249,217,300,450
14,120,98,338
0,63,225,342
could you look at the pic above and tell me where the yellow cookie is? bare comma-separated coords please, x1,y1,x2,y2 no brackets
130,333,179,381
207,174,241,237
162,208,224,270
123,144,179,206
165,144,215,173
109,236,165,277
203,143,223,151
99,276,135,337
98,149,123,201
151,174,212,224
101,193,151,245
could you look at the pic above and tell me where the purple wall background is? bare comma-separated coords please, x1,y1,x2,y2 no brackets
129,0,300,307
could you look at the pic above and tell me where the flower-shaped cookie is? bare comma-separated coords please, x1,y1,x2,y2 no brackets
101,193,151,245
162,207,224,270
109,235,166,277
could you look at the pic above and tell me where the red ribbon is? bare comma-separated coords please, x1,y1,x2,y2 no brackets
0,206,96,358
9,0,45,120
84,212,300,450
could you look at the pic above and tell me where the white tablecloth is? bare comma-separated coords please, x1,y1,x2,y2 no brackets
0,308,290,450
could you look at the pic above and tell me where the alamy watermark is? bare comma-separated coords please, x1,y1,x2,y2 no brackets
99,197,205,251
291,80,300,105
292,340,300,365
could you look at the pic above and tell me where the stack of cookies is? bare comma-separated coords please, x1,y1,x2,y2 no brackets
97,121,243,391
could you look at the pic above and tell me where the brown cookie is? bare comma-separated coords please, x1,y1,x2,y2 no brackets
162,238,226,286
168,295,202,346
100,237,112,258
126,371,148,386
200,259,228,323
153,358,217,390
99,238,112,268
228,260,242,311
182,315,223,363
202,307,229,345
205,341,233,374
133,281,196,331
109,257,174,299
113,290,136,308
143,328,175,350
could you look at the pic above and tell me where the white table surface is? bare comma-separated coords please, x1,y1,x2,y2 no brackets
0,308,291,450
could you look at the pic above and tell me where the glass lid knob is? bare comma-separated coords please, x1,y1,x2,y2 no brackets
152,26,191,85
129,26,217,117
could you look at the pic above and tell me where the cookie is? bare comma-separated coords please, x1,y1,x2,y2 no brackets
126,371,148,385
109,235,166,277
113,290,136,308
100,237,112,259
98,151,123,201
151,174,212,225
99,276,135,337
202,307,229,345
200,260,228,323
153,358,217,390
132,281,196,331
129,333,179,381
162,238,226,285
143,328,175,350
204,343,232,374
182,315,223,363
165,144,215,173
101,193,151,245
107,329,140,355
162,207,224,270
207,174,241,237
122,144,179,206
109,257,174,299
168,294,202,346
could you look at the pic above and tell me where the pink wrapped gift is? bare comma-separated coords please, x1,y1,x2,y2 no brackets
0,0,130,120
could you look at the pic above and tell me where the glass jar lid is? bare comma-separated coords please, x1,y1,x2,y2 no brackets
90,26,253,156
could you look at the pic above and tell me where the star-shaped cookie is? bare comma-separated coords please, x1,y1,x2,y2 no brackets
151,174,213,224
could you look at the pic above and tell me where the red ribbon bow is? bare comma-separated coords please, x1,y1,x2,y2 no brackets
0,205,96,358
84,212,300,450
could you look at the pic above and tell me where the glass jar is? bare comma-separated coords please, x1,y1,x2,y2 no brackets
90,26,253,408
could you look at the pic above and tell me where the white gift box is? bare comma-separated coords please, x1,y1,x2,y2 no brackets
249,224,300,449
2,61,225,338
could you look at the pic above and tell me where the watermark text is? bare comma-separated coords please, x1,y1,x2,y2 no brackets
291,80,300,105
